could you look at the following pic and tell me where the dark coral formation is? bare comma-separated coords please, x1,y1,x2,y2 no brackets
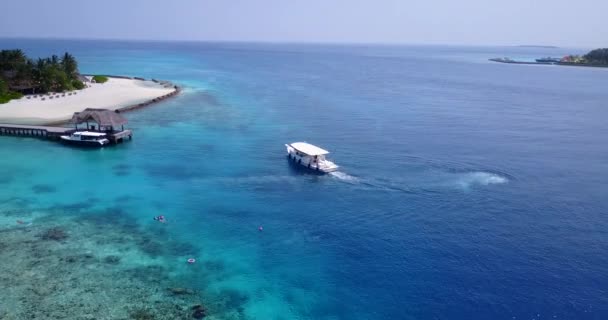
168,287,195,295
192,304,207,319
31,184,57,194
137,237,164,257
103,255,121,265
129,308,156,320
40,227,68,241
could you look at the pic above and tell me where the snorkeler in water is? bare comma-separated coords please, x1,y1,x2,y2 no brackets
153,215,166,223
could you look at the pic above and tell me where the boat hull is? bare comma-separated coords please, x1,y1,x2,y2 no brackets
285,150,338,174
285,155,326,175
60,136,109,147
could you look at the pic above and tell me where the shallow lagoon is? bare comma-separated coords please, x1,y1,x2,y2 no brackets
0,40,607,319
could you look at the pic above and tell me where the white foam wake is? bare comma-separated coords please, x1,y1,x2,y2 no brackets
329,171,359,183
455,172,508,188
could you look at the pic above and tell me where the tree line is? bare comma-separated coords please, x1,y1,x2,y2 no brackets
562,48,608,65
583,48,608,65
0,49,85,103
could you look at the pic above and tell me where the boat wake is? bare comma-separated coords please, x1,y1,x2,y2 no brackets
417,170,510,191
330,171,416,193
202,167,508,195
328,169,509,194
452,171,508,188
329,171,360,183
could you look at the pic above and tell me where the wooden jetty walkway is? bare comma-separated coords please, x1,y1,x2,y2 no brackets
0,124,72,139
0,123,132,144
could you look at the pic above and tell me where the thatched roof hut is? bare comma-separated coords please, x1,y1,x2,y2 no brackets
71,108,127,129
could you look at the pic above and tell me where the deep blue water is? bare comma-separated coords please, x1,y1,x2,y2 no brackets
1,39,608,319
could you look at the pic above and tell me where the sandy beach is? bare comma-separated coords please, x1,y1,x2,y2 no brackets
0,78,175,125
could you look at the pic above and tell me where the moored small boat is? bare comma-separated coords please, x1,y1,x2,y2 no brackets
535,57,561,63
60,131,110,147
285,142,339,173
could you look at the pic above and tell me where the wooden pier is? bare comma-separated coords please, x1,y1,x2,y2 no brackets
0,124,72,139
0,123,132,144
108,129,132,144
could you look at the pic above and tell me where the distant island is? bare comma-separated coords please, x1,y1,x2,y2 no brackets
517,45,559,49
0,49,180,125
490,48,608,67
561,48,608,66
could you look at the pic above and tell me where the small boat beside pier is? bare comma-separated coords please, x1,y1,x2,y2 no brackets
0,108,133,146
60,131,111,147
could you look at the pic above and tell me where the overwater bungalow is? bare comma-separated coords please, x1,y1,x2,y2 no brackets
63,108,133,146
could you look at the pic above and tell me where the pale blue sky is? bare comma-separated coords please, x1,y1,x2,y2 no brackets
0,0,605,47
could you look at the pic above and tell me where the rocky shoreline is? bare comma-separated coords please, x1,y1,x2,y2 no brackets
117,82,181,113
58,75,183,121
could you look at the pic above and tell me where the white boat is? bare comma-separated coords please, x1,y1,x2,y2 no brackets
285,142,339,173
60,131,110,147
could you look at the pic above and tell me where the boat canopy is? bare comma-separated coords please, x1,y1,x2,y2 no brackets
290,142,330,156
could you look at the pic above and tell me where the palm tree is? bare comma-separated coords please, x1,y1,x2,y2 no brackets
14,58,33,86
12,49,26,62
0,49,26,70
34,58,45,84
50,54,59,66
23,59,36,93
34,58,51,92
61,52,78,79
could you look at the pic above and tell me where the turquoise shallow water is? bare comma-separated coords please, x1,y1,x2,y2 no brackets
1,39,608,319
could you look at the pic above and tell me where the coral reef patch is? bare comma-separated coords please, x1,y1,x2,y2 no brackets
0,210,244,320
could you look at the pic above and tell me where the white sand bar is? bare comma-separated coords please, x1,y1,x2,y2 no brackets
0,78,175,125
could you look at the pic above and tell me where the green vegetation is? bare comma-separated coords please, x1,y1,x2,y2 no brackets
0,78,6,94
0,49,85,103
584,48,608,65
561,48,608,66
72,79,86,89
0,73,23,103
0,85,23,104
92,75,109,83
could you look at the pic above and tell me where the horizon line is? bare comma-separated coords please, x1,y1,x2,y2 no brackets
0,35,596,48
0,36,598,50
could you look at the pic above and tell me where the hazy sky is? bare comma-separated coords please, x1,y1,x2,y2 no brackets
0,0,605,47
